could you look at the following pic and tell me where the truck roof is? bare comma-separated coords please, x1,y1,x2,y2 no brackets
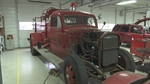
116,24,143,27
42,8,95,20
52,10,95,16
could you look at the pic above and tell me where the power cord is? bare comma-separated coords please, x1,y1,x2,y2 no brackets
43,69,51,84
43,69,59,84
43,74,50,84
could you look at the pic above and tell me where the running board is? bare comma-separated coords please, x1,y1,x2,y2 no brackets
34,46,64,69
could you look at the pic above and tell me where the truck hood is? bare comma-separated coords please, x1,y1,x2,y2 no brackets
64,27,99,34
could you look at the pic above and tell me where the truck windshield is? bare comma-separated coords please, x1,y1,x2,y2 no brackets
64,15,96,27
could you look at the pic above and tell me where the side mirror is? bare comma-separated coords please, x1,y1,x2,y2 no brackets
103,21,106,25
100,21,106,30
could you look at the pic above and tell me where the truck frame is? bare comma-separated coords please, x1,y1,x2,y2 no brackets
28,6,147,84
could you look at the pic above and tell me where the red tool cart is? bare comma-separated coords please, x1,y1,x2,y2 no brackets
131,27,150,73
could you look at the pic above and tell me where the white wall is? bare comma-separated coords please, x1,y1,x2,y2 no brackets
0,0,146,48
126,12,134,24
18,1,56,47
0,0,19,48
78,5,144,30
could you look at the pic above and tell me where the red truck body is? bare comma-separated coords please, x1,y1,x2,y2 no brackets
31,10,98,59
131,33,150,59
29,7,149,84
112,24,143,44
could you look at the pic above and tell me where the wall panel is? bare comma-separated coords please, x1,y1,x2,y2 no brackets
17,0,58,47
0,0,19,48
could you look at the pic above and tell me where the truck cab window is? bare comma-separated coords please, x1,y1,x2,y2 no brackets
131,27,141,33
64,16,81,25
64,15,96,27
120,26,129,32
112,25,121,31
51,16,61,28
82,16,95,26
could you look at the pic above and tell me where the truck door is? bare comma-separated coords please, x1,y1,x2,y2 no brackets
119,25,130,43
130,26,142,41
50,16,64,57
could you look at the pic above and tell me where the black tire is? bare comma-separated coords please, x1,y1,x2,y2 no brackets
118,48,135,72
63,54,88,84
30,35,39,56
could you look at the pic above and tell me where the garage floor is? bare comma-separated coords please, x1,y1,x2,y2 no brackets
1,49,64,84
0,47,148,84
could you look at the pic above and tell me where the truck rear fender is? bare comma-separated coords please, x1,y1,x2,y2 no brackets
30,33,44,46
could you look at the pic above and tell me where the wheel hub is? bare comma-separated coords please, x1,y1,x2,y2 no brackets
65,64,76,84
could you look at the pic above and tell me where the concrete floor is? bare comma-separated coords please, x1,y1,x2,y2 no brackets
0,47,148,84
1,48,64,84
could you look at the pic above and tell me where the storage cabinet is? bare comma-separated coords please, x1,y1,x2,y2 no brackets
6,35,14,50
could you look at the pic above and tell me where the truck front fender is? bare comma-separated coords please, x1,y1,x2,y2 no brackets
102,71,146,84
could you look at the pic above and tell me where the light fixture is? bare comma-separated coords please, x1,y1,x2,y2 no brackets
117,0,137,5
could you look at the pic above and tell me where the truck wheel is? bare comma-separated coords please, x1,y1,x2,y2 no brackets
63,54,88,84
118,48,135,72
30,36,39,56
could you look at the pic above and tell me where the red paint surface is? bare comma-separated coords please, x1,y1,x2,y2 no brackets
30,9,98,59
102,71,146,84
112,24,143,43
131,34,150,58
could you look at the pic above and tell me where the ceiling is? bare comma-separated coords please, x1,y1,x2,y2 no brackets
28,0,150,13
76,0,150,13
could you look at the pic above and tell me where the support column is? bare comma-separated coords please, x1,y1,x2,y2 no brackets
132,12,135,23
59,2,62,9
115,9,117,24
124,8,127,24
90,6,93,13
15,0,20,48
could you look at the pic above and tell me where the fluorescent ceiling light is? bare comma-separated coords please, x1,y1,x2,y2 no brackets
117,0,137,5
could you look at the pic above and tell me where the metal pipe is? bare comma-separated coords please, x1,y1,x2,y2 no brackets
95,3,115,8
94,0,115,8
90,6,93,13
115,8,117,24
134,17,150,24
118,6,150,12
33,17,41,33
35,18,37,33
127,6,150,11
124,8,127,24
59,2,62,9
117,64,125,71
61,0,71,6
28,0,51,4
15,0,20,48
82,59,106,80
87,72,103,80
45,23,48,38
133,12,135,23
77,1,92,7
